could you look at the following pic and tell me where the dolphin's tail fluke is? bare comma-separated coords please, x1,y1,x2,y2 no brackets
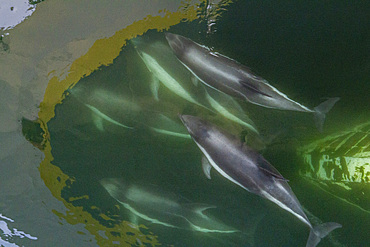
306,222,342,247
313,97,340,132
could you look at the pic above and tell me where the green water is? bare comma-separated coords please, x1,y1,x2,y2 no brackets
30,1,370,246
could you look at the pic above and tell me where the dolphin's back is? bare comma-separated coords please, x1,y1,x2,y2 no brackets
180,45,250,100
166,33,316,112
186,45,314,112
191,120,277,194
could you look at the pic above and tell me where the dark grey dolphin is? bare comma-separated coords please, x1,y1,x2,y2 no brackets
179,114,341,247
166,33,340,131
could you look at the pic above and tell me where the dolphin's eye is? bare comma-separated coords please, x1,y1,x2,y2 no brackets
199,126,210,138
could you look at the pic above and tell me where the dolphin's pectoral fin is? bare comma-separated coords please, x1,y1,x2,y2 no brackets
128,212,139,226
185,203,217,215
191,76,199,86
86,104,134,130
240,130,249,143
256,155,288,181
202,156,212,179
92,113,104,131
86,104,104,131
150,75,160,101
239,80,272,98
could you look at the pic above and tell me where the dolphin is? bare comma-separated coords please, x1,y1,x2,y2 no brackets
166,33,340,132
179,114,341,247
132,38,210,109
84,103,134,130
67,87,142,131
132,37,258,134
100,178,238,234
204,86,259,134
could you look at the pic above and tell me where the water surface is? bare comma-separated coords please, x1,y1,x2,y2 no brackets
1,1,369,246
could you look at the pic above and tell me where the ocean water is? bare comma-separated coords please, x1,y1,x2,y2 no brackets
1,1,369,246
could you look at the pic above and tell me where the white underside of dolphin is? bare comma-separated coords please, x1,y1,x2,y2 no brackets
85,104,134,130
138,51,207,108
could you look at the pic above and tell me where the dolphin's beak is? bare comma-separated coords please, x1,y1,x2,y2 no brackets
179,114,200,139
165,32,185,54
178,114,191,125
178,114,192,133
164,32,175,43
178,114,187,126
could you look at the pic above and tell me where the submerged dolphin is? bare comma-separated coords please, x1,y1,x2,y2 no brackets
166,33,340,131
179,115,341,247
100,178,238,234
68,88,140,131
204,86,259,134
132,38,209,108
133,37,259,134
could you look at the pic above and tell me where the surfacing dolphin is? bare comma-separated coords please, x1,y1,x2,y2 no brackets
179,115,341,247
166,33,340,132
100,178,238,234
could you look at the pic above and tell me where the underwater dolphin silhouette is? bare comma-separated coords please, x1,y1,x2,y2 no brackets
179,115,341,247
166,33,339,132
100,178,238,234
133,37,259,134
67,88,140,131
132,38,209,108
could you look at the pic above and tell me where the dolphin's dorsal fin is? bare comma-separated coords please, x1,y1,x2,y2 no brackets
201,156,212,179
92,114,104,131
256,155,288,181
239,81,272,98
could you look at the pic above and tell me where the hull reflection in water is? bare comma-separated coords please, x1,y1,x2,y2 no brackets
298,121,370,212
100,178,238,234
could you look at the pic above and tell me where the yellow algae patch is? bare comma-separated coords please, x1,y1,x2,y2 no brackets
69,195,89,202
38,4,199,125
99,213,114,221
37,2,202,246
52,206,157,247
